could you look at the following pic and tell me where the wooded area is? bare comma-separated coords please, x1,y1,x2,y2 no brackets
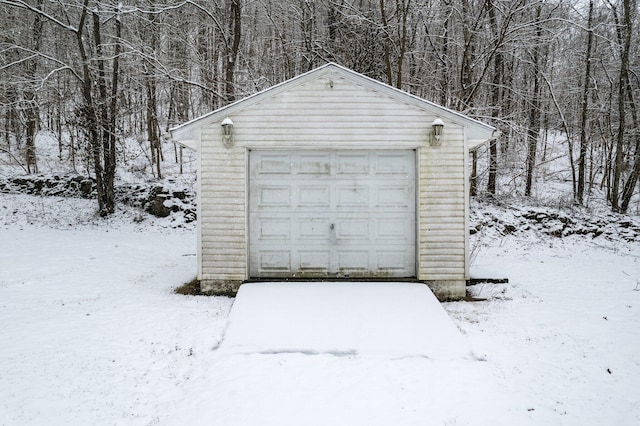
1,0,638,215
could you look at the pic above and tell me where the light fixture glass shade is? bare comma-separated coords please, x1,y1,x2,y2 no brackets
430,118,444,147
221,118,234,147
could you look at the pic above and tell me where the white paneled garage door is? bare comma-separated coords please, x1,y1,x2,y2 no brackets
249,150,416,278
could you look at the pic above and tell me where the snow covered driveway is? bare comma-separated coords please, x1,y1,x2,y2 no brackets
168,283,502,426
217,281,473,359
165,282,499,425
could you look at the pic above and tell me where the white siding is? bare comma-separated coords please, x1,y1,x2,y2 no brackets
198,69,467,284
199,146,246,281
419,127,467,281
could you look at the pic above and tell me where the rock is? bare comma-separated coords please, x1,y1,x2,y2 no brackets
184,209,197,223
11,177,29,187
79,179,94,196
32,180,44,193
503,224,517,234
145,195,172,217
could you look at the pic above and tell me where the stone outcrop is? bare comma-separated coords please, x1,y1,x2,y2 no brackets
0,174,196,222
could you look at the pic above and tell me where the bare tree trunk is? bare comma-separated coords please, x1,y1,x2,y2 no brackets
470,150,478,196
458,0,476,111
619,0,639,212
106,10,121,213
577,0,594,205
146,78,161,179
92,9,116,214
167,12,191,128
69,130,76,173
379,0,393,86
224,0,242,103
24,0,44,174
75,1,104,214
144,6,161,179
611,0,632,212
300,0,316,71
92,9,120,215
439,0,450,106
55,79,63,161
525,4,543,197
24,100,39,174
395,0,411,89
487,0,501,195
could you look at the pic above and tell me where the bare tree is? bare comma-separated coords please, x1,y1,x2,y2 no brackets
576,0,594,205
224,0,242,102
23,0,44,173
610,0,633,212
525,3,544,197
2,0,122,215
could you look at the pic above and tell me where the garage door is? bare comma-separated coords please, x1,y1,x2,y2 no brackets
249,150,416,278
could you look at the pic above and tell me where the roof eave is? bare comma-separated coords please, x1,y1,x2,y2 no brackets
467,129,501,151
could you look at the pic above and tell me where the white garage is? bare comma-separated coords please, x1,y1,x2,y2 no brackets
170,63,495,300
249,150,416,278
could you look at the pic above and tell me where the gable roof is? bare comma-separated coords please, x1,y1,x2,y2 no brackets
169,62,496,150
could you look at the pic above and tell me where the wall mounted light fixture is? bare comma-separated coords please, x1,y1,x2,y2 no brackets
221,117,234,148
430,118,444,147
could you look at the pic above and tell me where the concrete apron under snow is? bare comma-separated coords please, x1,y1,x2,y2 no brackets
216,282,475,360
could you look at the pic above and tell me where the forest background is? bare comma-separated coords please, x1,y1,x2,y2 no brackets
1,0,638,216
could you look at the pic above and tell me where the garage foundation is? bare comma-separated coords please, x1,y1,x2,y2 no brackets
201,279,465,301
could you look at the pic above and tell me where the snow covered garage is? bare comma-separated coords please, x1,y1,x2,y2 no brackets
170,63,495,300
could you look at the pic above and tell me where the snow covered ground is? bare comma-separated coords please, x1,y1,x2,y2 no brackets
1,193,639,425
